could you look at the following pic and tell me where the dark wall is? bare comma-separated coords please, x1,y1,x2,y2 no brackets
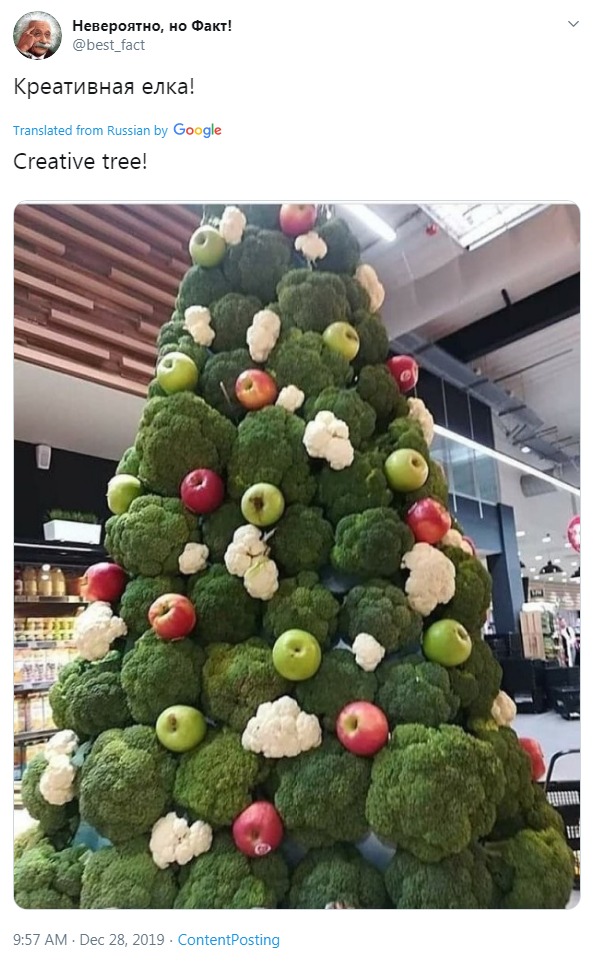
417,370,495,448
14,442,117,542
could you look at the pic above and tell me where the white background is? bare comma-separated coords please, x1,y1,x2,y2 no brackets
2,0,591,955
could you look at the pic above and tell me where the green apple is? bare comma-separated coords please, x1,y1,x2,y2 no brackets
107,474,143,515
241,483,285,527
422,619,472,667
189,225,227,267
384,448,429,493
156,351,199,394
272,629,322,681
322,321,360,361
155,704,207,753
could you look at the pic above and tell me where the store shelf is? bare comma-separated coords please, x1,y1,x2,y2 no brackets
14,639,75,649
14,729,57,745
14,595,84,604
14,682,54,694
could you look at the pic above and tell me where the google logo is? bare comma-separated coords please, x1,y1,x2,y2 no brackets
173,123,222,138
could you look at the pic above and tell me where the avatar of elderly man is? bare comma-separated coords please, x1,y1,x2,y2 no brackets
16,18,56,59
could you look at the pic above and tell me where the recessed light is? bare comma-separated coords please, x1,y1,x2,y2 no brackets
529,568,536,573
542,535,551,543
534,575,540,580
516,530,526,537
562,579,568,584
535,555,543,561
564,542,571,548
548,577,554,582
517,550,521,556
553,558,561,564
572,560,578,566
521,446,531,454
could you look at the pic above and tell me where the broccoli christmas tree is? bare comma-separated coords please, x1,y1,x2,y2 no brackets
16,204,575,910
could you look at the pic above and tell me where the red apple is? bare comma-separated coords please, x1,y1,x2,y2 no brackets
279,204,317,237
387,355,419,392
235,369,278,411
519,737,546,782
81,562,127,603
148,593,196,641
336,701,389,757
406,498,451,544
232,801,284,857
180,468,225,515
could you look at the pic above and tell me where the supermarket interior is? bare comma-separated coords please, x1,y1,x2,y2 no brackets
13,203,580,908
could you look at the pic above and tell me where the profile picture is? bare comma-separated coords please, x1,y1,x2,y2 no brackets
14,11,61,59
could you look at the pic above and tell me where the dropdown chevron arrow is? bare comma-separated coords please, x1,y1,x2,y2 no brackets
568,20,579,26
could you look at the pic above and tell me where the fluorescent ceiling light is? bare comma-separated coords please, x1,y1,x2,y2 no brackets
516,530,526,537
542,534,552,543
342,205,396,242
521,446,531,454
433,425,581,497
535,556,543,561
554,558,561,564
420,203,546,250
530,568,536,573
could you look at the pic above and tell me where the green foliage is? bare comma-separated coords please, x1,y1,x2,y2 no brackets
174,832,288,909
355,364,409,428
486,829,575,909
342,274,371,314
376,657,459,727
118,574,184,640
188,564,261,645
269,504,334,576
306,387,376,448
437,547,493,633
121,631,204,725
105,495,199,577
174,731,268,827
449,637,503,720
201,639,291,730
331,507,414,578
199,348,253,419
227,406,316,505
134,393,236,496
295,648,377,730
316,218,360,274
80,838,177,909
277,270,349,333
210,293,263,352
47,509,98,524
380,416,430,461
317,451,392,526
339,580,422,653
156,319,209,371
177,264,231,313
14,838,88,909
267,328,353,399
385,846,495,909
366,724,505,861
223,227,292,303
79,726,176,845
116,446,140,476
351,310,390,369
200,501,244,562
49,651,131,739
471,722,535,823
263,572,339,650
289,844,388,909
274,737,370,848
21,755,77,839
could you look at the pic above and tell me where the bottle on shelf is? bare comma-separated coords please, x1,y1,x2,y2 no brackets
22,566,38,596
38,565,53,597
14,567,24,596
51,567,66,597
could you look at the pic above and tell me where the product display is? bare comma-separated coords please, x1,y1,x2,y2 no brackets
13,204,575,911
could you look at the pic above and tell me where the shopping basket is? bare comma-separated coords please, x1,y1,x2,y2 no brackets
544,749,580,890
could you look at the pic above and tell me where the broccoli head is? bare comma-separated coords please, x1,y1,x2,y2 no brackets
276,269,350,333
49,651,131,739
486,828,575,909
306,387,376,449
177,263,231,313
380,416,430,461
289,844,388,909
105,495,198,577
188,564,261,645
351,310,390,369
223,226,292,302
79,726,176,844
174,731,269,827
331,507,415,578
116,446,140,476
267,328,353,399
240,204,283,230
437,547,493,633
316,218,360,275
14,825,45,861
355,364,409,428
121,630,204,725
317,451,393,526
118,574,184,640
269,504,334,576
200,501,244,562
366,724,505,861
490,782,569,843
201,639,291,731
21,755,78,839
385,845,495,909
376,657,459,727
263,572,339,650
175,831,288,909
14,838,88,909
449,636,502,720
134,393,236,496
210,292,263,352
227,406,316,505
274,737,370,848
156,319,209,371
295,648,377,731
471,722,534,824
80,838,177,909
199,347,253,419
339,580,422,653
342,274,371,314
